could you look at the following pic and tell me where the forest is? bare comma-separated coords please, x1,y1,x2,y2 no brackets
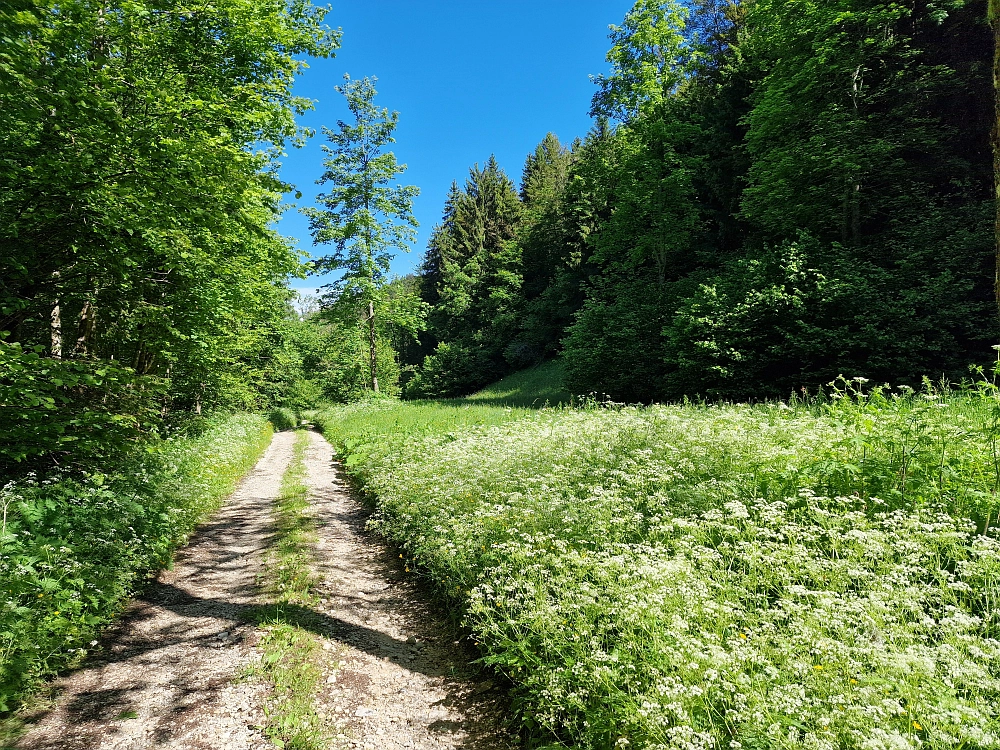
401,0,997,403
2,0,1000,748
3,0,996,444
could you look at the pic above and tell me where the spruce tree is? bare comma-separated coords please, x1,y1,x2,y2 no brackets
305,76,420,393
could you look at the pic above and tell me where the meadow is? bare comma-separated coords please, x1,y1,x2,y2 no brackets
317,370,1000,750
0,414,272,714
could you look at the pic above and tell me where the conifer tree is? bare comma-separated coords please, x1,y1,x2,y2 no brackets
305,76,420,393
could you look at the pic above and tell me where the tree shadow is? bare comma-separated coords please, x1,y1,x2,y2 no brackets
15,550,509,749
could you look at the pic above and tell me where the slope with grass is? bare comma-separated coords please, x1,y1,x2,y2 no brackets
455,360,572,408
0,414,273,715
317,371,1000,750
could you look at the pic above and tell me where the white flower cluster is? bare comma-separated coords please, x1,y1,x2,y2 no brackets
326,393,1000,749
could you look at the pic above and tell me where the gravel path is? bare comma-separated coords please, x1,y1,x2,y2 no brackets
301,430,511,750
16,430,297,750
15,429,513,750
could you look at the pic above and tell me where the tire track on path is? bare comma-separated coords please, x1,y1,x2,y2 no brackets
302,430,512,750
15,431,296,750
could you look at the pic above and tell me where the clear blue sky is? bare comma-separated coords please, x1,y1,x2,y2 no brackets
279,0,635,296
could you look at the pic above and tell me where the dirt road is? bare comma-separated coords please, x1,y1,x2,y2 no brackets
15,430,510,750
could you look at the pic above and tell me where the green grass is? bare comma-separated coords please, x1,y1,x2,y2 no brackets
0,413,273,730
457,359,571,408
316,375,1000,750
248,429,331,750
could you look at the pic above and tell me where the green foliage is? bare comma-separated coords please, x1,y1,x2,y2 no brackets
412,157,523,395
404,341,500,399
590,0,697,122
296,312,403,403
0,414,272,714
319,387,1000,750
563,276,679,403
0,0,338,412
0,341,165,474
307,76,420,289
415,0,995,404
268,408,299,432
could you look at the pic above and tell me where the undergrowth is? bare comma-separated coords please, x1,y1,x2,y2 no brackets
317,376,1000,750
0,414,272,719
248,429,331,750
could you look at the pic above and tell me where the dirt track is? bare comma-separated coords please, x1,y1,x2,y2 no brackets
15,430,511,750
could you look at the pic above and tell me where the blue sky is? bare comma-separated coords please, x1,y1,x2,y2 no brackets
278,0,635,296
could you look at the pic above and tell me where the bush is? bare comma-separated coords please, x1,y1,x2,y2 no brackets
562,276,676,403
404,341,501,399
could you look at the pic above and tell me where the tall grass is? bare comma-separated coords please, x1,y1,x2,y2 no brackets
0,414,272,715
317,378,1000,750
455,360,572,408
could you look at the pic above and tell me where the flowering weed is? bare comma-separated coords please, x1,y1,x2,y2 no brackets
318,384,1000,749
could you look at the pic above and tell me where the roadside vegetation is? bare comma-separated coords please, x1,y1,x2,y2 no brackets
4,1,1000,748
318,370,1000,750
0,414,272,715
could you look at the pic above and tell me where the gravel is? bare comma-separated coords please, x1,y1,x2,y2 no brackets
15,429,513,750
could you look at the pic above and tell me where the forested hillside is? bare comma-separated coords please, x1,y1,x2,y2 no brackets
405,0,998,402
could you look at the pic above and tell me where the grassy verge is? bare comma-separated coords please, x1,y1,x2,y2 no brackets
0,414,273,721
317,378,1000,750
248,429,331,750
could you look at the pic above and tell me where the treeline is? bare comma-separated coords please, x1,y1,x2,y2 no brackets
0,0,338,474
404,0,997,402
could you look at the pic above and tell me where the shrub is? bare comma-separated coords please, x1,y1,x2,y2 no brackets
404,341,501,399
268,407,298,432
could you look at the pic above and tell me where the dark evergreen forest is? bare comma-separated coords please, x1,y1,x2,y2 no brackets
404,0,998,402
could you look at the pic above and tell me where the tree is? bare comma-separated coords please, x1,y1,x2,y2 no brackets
0,0,339,423
590,0,695,123
993,0,1000,315
407,157,523,397
305,76,420,393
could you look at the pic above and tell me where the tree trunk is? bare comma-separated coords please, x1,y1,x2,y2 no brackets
73,299,96,357
50,301,62,359
993,0,1000,316
368,300,379,393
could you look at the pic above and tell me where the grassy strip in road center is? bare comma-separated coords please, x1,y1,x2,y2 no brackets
247,430,331,750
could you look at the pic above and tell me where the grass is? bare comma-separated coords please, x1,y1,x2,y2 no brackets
456,359,571,408
0,413,273,733
316,375,1000,750
247,429,331,750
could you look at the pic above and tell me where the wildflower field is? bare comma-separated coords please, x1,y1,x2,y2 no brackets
318,378,1000,750
0,414,272,713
